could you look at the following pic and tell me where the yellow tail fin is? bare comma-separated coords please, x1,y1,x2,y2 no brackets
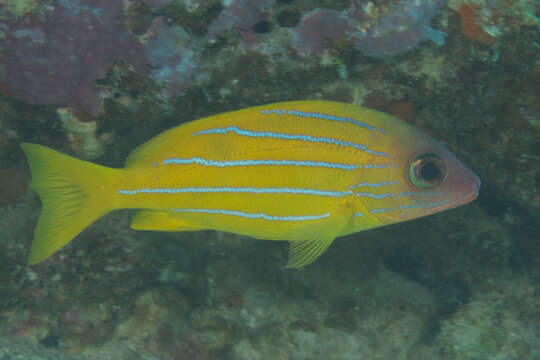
21,143,121,265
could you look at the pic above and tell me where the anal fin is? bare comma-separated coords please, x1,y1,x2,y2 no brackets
131,211,201,231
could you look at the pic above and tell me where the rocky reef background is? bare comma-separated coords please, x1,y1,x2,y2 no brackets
0,0,539,359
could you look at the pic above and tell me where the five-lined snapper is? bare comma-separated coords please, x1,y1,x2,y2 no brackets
21,100,481,268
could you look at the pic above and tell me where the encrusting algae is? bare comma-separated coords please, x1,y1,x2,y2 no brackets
21,100,481,268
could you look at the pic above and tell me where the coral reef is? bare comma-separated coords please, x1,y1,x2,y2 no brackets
208,0,273,41
0,0,146,115
0,0,539,359
291,8,349,55
2,0,537,121
143,16,202,98
346,0,448,57
0,0,453,119
437,276,539,360
57,108,112,159
450,0,540,43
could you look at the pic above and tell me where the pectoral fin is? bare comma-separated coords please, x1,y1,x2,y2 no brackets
285,200,355,268
131,211,201,231
286,234,335,268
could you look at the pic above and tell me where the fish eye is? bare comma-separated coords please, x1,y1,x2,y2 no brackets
408,153,446,189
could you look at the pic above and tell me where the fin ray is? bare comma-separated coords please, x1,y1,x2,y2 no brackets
286,235,335,268
285,200,356,268
21,143,119,265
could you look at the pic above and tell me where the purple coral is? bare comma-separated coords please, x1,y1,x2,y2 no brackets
292,9,349,56
290,0,448,57
208,0,274,47
144,17,201,97
0,0,146,115
348,0,448,57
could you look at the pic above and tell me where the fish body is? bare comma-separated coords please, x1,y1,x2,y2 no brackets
21,100,481,267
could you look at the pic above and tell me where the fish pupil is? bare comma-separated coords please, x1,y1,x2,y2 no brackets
420,161,440,181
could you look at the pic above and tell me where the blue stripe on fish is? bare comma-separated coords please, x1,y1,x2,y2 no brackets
369,199,451,214
117,186,354,197
355,189,441,201
398,199,450,210
356,192,395,199
261,109,387,134
162,157,359,170
192,126,392,158
170,208,330,221
369,208,393,214
350,180,400,189
364,164,400,169
398,191,445,198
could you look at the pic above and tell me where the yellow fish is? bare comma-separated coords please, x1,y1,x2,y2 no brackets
21,100,481,268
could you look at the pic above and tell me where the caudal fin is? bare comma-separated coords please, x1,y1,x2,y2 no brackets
21,143,120,265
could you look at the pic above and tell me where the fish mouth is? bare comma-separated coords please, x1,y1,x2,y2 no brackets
456,187,480,206
445,181,482,211
462,173,482,204
447,170,482,210
426,181,481,215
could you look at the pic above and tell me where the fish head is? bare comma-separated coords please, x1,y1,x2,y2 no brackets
367,124,481,225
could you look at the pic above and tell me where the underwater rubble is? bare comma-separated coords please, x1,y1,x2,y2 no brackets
0,0,539,359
